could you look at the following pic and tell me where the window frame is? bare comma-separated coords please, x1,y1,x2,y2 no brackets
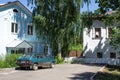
110,52,116,59
28,48,33,53
28,24,33,35
95,28,101,39
11,50,24,54
44,45,48,56
97,52,103,58
11,22,18,34
108,28,112,38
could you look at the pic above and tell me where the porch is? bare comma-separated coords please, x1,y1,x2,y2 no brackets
6,40,33,54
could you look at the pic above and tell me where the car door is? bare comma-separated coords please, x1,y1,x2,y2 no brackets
37,54,48,66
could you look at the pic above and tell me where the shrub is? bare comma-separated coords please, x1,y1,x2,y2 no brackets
0,56,5,68
0,54,22,68
71,58,85,64
55,56,64,64
71,59,77,64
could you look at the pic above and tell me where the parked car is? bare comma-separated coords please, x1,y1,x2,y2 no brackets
16,53,55,70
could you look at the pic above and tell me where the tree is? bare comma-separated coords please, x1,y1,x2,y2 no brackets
81,0,92,34
110,28,120,48
95,0,119,13
27,0,82,57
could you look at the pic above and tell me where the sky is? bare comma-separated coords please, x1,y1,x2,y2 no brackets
81,0,99,12
0,0,99,12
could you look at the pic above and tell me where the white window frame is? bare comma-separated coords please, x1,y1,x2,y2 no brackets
11,22,18,34
92,27,101,39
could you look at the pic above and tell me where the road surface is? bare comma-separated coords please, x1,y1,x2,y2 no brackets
0,64,102,80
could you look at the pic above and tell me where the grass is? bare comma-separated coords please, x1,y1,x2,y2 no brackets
94,65,120,80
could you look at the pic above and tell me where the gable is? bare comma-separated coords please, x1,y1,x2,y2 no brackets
0,1,32,18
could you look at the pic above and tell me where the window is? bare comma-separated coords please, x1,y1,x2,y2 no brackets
110,52,116,58
95,28,101,39
11,50,23,54
108,28,112,38
11,50,15,54
11,23,18,34
28,25,33,35
28,48,33,53
44,46,48,55
13,8,18,13
97,52,103,58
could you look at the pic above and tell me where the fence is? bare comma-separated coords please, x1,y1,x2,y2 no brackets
78,58,120,66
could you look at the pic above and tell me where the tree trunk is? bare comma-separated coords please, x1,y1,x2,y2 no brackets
58,43,62,58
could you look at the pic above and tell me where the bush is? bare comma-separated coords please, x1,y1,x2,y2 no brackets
55,56,64,64
68,44,83,51
71,59,77,64
0,54,22,68
71,58,85,64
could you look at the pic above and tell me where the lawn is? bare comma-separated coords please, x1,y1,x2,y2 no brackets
94,65,120,80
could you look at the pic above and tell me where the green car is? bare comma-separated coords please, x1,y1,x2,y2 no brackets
16,53,55,70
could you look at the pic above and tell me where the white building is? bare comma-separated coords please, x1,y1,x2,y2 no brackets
83,20,120,65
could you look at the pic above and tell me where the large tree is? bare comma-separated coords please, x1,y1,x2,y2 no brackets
27,0,83,57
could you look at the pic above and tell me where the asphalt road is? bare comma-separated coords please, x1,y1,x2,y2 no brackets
0,64,102,80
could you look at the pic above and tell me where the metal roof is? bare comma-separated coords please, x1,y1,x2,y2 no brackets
6,40,32,48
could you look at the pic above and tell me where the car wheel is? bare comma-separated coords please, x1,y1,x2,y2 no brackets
50,63,55,68
33,64,38,70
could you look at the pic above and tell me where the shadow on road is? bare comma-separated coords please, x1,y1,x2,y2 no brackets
15,67,50,71
68,72,95,80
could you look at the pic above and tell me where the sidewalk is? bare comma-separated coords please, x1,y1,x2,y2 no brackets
0,68,15,74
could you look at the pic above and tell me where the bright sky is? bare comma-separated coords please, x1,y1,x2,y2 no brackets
0,0,99,12
81,0,99,12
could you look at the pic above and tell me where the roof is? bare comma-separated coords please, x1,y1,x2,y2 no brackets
0,1,32,17
82,11,117,21
6,40,32,48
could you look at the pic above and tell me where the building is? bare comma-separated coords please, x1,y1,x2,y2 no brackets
0,1,52,55
83,20,120,65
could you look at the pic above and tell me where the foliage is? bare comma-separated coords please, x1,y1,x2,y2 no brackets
27,0,83,57
71,58,84,64
71,59,77,64
55,56,64,64
81,11,93,29
110,28,120,49
0,54,21,68
95,0,120,13
68,44,83,51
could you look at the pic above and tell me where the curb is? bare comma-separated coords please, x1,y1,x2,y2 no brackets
0,68,15,71
90,66,105,80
